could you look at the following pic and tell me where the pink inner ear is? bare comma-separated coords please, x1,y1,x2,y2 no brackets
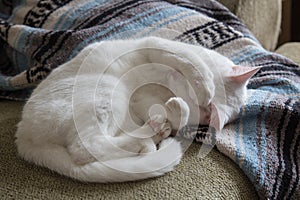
229,66,261,84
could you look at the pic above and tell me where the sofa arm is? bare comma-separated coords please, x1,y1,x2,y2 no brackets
276,42,300,66
219,0,282,52
218,0,238,13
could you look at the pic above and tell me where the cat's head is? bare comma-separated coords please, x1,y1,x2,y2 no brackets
166,69,211,106
210,66,261,131
167,66,261,131
166,69,214,126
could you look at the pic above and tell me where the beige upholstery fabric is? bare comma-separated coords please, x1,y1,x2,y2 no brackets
275,42,300,65
218,0,238,13
236,0,282,51
219,0,282,51
1,1,295,199
0,102,258,199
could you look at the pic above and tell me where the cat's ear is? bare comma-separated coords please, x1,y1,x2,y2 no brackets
210,104,226,131
228,66,261,84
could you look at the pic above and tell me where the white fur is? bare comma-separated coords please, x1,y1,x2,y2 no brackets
16,37,259,182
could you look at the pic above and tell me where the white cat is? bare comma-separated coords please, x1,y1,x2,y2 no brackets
15,37,260,182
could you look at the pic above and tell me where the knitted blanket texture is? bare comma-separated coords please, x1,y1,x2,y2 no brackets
0,0,299,199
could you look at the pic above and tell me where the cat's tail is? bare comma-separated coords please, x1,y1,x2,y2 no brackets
16,138,182,182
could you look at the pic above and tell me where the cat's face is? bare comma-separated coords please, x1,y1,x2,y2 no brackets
167,66,261,131
209,66,261,130
166,69,213,125
198,105,212,125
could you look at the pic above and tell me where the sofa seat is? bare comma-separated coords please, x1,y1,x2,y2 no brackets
0,101,258,199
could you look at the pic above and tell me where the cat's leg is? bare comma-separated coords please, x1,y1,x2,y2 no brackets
165,97,190,130
67,116,172,165
67,134,143,165
146,114,172,144
104,118,171,156
67,137,97,165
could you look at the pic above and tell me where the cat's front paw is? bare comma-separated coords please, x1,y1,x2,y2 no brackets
147,115,172,144
165,97,190,130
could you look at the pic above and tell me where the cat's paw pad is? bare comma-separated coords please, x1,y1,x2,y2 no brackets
158,120,172,139
165,97,190,130
148,115,172,138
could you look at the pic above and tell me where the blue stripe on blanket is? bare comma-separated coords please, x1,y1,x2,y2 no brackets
13,28,31,72
236,92,260,170
0,0,299,198
235,90,271,188
230,47,265,64
70,5,189,58
254,79,300,95
7,0,26,23
257,93,268,188
239,51,270,65
53,1,107,30
140,12,197,37
10,27,47,72
0,76,8,89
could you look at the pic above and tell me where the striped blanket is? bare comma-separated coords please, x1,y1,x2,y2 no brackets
0,0,299,199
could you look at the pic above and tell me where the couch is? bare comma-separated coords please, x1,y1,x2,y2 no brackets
0,0,299,199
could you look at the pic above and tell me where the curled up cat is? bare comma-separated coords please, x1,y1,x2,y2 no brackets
15,37,260,182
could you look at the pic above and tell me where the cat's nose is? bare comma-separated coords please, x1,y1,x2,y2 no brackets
207,117,211,124
204,114,211,124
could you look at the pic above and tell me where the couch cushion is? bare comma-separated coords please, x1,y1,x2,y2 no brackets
219,0,281,51
0,101,258,199
276,42,300,65
1,1,299,199
218,0,238,12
